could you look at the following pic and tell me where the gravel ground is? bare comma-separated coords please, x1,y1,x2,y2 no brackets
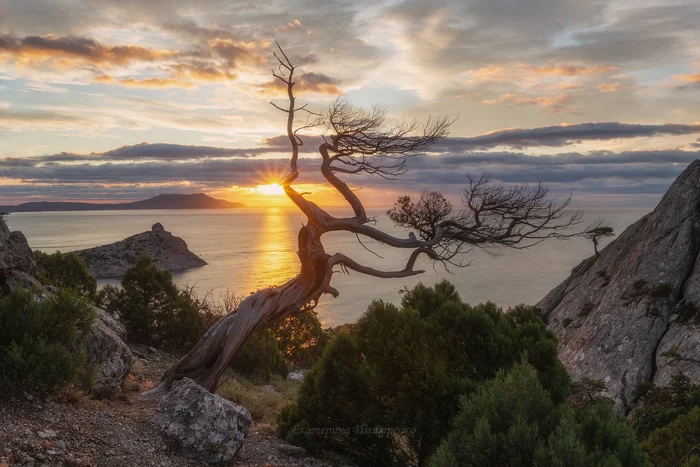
0,349,346,467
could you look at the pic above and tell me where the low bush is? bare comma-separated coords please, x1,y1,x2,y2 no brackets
0,288,95,397
431,362,648,467
96,254,206,350
278,281,570,466
35,250,97,299
231,327,289,382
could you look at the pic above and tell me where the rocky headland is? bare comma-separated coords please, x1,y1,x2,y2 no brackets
538,159,700,413
76,223,206,279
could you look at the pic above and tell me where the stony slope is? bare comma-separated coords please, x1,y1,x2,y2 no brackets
76,223,206,279
537,160,700,413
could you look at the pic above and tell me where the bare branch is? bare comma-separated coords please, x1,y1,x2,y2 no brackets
328,247,439,279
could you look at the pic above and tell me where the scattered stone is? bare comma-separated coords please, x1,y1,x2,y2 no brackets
55,440,67,451
37,429,56,439
46,450,58,456
158,377,252,464
287,370,307,381
278,443,307,457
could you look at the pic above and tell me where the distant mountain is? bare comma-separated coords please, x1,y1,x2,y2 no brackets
0,193,245,213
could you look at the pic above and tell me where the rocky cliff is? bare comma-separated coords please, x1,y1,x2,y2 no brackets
0,215,39,290
538,160,700,412
76,223,206,279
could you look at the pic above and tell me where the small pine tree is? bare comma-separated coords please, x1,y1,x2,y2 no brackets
35,250,97,299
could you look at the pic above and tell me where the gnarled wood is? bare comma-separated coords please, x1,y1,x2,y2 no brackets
151,43,588,395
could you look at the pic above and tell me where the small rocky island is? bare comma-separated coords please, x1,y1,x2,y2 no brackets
76,223,206,279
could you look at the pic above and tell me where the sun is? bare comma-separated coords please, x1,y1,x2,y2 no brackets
256,183,285,195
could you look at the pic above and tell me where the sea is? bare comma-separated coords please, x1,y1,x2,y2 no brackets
6,205,651,327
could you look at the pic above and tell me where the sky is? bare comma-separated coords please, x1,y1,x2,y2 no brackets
1,0,699,208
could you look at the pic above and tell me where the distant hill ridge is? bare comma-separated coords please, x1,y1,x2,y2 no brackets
0,193,245,213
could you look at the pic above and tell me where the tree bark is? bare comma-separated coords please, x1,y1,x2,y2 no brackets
150,222,331,393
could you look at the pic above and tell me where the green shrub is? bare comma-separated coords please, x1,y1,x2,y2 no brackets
272,310,330,368
0,288,95,396
97,254,205,350
35,250,97,299
278,281,570,466
431,363,649,467
641,406,700,467
630,374,700,440
231,327,289,382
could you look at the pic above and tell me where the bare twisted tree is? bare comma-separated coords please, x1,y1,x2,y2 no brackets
150,44,587,394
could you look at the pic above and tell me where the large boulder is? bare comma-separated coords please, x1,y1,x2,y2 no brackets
81,308,135,398
158,378,252,464
538,160,700,412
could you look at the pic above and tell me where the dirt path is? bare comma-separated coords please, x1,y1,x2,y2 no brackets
0,349,345,467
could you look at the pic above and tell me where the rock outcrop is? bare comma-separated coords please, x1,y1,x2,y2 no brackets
76,223,206,279
538,160,700,412
0,216,39,290
158,378,252,464
0,216,134,397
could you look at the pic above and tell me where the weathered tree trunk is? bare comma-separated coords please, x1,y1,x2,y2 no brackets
151,223,330,393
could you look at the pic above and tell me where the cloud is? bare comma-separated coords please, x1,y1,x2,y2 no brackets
170,63,237,82
597,83,621,93
432,122,700,150
258,72,341,96
0,33,176,67
118,77,195,89
0,142,269,167
673,73,700,84
0,108,89,131
483,93,575,113
468,63,617,83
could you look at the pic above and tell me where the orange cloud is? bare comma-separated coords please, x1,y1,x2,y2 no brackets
532,65,618,76
483,93,574,113
118,78,195,89
258,72,341,96
598,83,621,92
533,82,586,91
92,75,115,84
0,34,176,67
673,73,700,83
469,63,618,83
208,38,267,69
171,64,237,82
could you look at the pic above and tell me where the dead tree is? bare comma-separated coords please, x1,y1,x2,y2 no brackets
149,45,587,394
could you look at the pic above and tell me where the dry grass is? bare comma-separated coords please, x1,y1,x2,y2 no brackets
217,375,301,425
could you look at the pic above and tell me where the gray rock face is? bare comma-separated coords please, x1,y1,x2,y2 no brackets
81,308,135,398
538,160,700,412
159,378,252,464
0,217,39,288
76,223,206,278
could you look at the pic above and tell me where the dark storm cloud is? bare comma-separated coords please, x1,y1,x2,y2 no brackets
432,123,700,151
3,144,698,199
0,144,268,167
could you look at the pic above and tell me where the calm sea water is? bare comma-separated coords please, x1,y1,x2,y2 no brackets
6,206,650,327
